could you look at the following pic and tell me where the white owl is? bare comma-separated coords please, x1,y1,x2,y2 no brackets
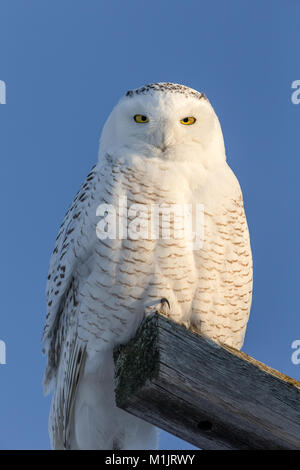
43,82,253,450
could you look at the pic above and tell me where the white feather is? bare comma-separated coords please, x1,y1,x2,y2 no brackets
43,83,252,449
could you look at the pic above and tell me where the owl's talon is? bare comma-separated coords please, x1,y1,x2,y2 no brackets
144,297,171,320
160,297,170,310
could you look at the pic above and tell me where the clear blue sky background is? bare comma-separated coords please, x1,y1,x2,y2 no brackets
0,0,300,450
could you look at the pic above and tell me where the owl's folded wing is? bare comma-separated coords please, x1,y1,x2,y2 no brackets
42,165,98,393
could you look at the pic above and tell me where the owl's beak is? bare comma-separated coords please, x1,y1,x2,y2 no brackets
153,124,171,152
157,130,169,152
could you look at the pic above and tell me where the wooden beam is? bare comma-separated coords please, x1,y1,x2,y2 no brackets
113,313,300,450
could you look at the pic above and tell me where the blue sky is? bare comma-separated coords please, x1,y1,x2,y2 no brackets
0,0,300,450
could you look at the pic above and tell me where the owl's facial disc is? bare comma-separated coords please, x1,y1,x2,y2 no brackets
133,113,198,153
99,83,225,164
116,92,214,151
120,92,215,156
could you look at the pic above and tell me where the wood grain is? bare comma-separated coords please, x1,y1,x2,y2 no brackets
113,313,300,450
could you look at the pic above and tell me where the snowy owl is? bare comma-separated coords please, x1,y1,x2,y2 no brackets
42,82,253,450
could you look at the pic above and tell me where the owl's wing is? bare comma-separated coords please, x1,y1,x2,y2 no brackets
194,165,253,350
43,164,102,448
42,164,98,394
218,173,253,348
47,277,88,448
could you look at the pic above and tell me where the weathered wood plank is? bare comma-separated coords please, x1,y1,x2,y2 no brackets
113,313,300,450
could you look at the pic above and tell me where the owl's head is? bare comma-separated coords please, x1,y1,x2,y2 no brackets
99,83,225,167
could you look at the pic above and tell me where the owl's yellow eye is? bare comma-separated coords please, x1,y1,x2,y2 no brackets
134,114,149,123
180,116,196,125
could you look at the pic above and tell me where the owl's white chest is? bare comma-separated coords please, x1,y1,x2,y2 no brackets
78,154,252,352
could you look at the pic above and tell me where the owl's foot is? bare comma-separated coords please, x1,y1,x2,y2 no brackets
144,297,171,320
158,297,170,316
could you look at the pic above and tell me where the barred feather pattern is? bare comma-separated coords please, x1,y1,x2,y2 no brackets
43,83,252,450
43,152,252,449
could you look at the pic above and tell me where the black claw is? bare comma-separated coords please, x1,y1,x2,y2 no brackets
161,297,170,309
